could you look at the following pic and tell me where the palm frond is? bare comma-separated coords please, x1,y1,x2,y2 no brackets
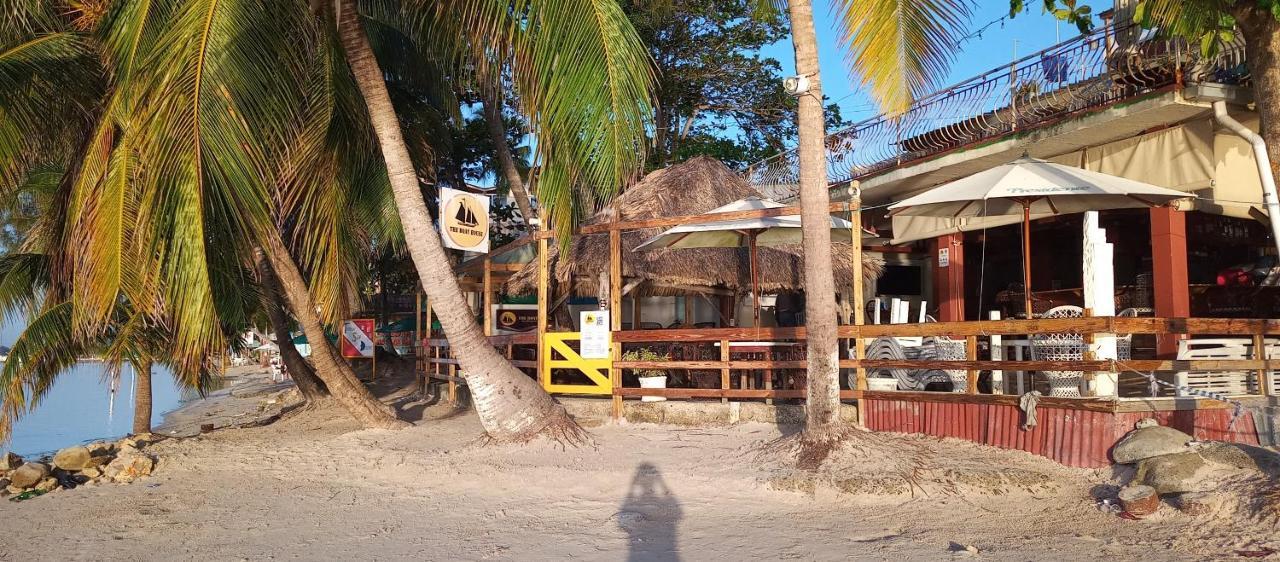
834,0,974,116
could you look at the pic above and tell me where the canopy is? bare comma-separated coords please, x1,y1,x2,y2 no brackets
634,196,871,250
888,156,1190,219
888,156,1189,317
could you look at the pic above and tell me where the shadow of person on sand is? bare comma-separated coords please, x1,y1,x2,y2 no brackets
618,462,683,561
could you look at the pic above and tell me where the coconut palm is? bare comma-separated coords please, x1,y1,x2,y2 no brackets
0,1,405,429
334,0,654,442
758,0,972,455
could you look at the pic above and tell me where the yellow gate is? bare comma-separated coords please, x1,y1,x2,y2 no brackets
540,332,613,395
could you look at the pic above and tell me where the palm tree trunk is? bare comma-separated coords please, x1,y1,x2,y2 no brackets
336,0,585,443
131,359,152,434
1236,7,1280,178
787,0,843,441
483,87,536,224
253,247,329,401
258,238,407,429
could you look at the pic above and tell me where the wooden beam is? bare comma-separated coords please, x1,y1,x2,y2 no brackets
578,201,854,234
609,228,623,421
1150,207,1190,357
482,257,493,337
536,227,549,383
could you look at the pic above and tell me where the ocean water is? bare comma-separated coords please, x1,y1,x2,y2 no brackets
3,362,189,457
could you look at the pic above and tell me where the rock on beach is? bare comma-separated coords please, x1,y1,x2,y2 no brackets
10,462,50,489
1112,425,1194,464
53,446,92,471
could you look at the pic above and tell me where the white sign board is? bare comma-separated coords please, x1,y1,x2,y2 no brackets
439,187,491,253
937,247,950,268
579,310,611,359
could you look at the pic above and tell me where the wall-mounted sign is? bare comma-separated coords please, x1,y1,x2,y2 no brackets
579,310,611,359
493,304,538,334
440,187,491,253
937,247,950,268
340,319,376,358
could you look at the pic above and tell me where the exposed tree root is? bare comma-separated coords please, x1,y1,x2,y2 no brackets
474,405,597,451
757,425,881,471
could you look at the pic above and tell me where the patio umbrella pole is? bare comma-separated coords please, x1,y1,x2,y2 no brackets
749,231,760,326
1022,202,1033,318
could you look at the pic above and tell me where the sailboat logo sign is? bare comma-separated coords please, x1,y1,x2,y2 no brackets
440,187,491,252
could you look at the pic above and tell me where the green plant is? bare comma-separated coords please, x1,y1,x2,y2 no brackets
621,347,670,378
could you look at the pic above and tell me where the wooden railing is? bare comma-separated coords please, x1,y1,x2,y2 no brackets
419,317,1280,412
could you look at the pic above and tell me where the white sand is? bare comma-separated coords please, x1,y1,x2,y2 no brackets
2,365,1276,561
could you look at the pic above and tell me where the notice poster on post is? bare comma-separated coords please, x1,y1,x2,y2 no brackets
579,310,611,359
439,187,491,253
340,319,376,358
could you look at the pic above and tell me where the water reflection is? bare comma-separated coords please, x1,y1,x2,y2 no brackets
4,362,185,456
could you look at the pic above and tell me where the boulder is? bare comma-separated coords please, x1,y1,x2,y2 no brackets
1112,425,1194,464
1137,451,1208,494
0,477,9,490
2,451,21,470
52,446,92,471
80,466,101,479
104,453,154,483
86,442,114,457
9,462,50,489
34,477,58,493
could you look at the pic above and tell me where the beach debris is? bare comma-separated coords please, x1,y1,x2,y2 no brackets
53,446,92,471
9,462,50,489
1117,484,1159,517
7,488,46,502
1134,417,1159,429
947,542,980,557
1111,424,1194,464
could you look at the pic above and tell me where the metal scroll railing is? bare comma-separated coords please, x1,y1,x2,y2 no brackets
745,23,1249,201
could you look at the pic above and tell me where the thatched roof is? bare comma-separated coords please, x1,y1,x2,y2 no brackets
505,156,883,297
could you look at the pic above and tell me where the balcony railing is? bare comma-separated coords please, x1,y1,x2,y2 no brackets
745,23,1249,201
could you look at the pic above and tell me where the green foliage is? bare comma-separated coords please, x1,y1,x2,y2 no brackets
623,0,792,168
621,347,670,377
1022,0,1280,57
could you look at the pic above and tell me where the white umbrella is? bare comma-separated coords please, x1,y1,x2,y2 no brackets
635,196,879,324
888,156,1190,317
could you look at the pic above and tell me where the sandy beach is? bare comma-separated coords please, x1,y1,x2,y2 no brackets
1,363,1276,561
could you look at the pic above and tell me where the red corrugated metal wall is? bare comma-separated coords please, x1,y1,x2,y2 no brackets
864,399,1260,468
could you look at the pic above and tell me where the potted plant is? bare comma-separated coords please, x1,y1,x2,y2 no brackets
622,347,670,402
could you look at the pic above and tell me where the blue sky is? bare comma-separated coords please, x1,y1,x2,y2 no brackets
758,1,1102,127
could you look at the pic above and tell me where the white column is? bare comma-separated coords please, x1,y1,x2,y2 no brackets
1083,211,1118,397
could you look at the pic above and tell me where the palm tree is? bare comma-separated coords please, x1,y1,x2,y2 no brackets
770,0,971,456
0,1,406,429
334,0,653,442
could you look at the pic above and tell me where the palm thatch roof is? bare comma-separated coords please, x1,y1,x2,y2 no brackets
506,157,883,297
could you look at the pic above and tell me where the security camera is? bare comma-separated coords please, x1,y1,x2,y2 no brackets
783,74,811,96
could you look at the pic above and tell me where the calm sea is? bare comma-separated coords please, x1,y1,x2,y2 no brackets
3,362,189,457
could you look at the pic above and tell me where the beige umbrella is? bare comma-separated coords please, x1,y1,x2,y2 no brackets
635,196,880,324
888,156,1190,317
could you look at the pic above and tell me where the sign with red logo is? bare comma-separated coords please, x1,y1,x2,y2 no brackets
340,319,376,358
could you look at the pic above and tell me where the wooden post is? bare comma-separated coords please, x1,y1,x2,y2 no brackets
965,335,979,394
720,339,730,404
631,296,641,330
988,311,1004,394
447,357,457,404
1254,334,1273,396
933,232,965,322
849,199,868,426
482,256,493,337
536,225,549,387
610,228,623,421
1150,207,1190,357
683,295,694,326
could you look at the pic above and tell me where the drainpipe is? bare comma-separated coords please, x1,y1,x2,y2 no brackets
1213,101,1280,259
